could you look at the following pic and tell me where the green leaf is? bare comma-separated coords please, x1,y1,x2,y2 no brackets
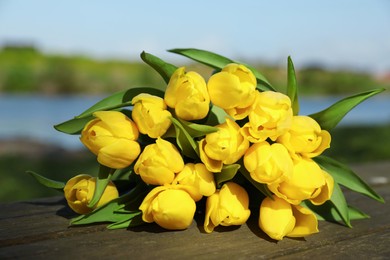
140,51,178,84
53,116,94,135
170,116,199,159
238,162,274,198
215,164,240,187
71,182,148,225
88,165,115,208
107,211,144,230
329,182,351,227
168,48,275,91
26,171,65,191
177,118,218,138
314,156,384,203
302,201,369,222
169,48,233,70
309,88,385,131
287,56,299,115
206,105,228,125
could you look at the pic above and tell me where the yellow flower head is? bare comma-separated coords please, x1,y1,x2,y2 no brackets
259,196,318,241
131,93,172,138
64,174,119,215
207,63,257,120
80,111,141,169
242,91,293,143
139,185,197,230
199,118,249,172
134,138,184,185
165,67,210,121
268,158,334,205
277,115,331,159
173,163,216,201
244,141,293,185
204,182,251,233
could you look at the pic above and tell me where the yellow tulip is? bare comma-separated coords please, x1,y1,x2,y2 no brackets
139,185,196,230
131,93,172,138
277,115,331,159
207,63,257,120
63,174,119,215
244,141,293,185
172,163,216,201
165,67,210,120
268,158,333,205
242,91,293,143
199,118,249,172
259,196,318,240
204,182,251,233
134,138,184,185
80,111,141,169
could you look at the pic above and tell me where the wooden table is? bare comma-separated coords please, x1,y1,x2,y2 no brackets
1,162,389,259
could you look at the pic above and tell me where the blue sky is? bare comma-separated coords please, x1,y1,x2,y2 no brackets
0,0,389,73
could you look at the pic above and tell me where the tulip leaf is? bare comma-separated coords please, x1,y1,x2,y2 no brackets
287,56,299,115
71,182,148,225
215,164,241,188
177,118,218,138
314,156,384,203
54,116,94,135
302,201,369,223
168,48,275,91
329,182,351,227
206,105,228,125
140,51,178,84
170,116,199,159
107,212,144,230
26,171,65,191
88,165,116,208
309,88,385,131
239,163,274,198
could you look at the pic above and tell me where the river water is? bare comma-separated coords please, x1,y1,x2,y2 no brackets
0,94,389,150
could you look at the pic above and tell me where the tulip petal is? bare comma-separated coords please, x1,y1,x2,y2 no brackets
151,189,196,230
288,205,319,237
98,139,141,169
259,197,295,241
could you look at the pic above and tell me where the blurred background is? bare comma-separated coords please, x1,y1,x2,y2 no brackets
0,0,389,202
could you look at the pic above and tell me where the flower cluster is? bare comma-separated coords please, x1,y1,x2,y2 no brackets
31,48,384,242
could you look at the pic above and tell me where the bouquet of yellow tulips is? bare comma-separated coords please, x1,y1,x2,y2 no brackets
29,48,385,241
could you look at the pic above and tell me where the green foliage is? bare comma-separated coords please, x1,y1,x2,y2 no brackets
1,48,387,95
309,89,385,131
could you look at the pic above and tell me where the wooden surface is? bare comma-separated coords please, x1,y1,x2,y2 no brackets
1,162,389,259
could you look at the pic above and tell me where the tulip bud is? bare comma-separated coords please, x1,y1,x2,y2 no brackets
134,138,184,185
165,67,210,121
244,141,293,185
64,174,119,215
199,118,249,172
277,115,331,159
207,63,257,120
242,91,293,143
268,158,332,205
131,93,172,138
259,196,318,240
139,185,196,230
173,163,216,200
80,111,141,169
204,182,251,233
